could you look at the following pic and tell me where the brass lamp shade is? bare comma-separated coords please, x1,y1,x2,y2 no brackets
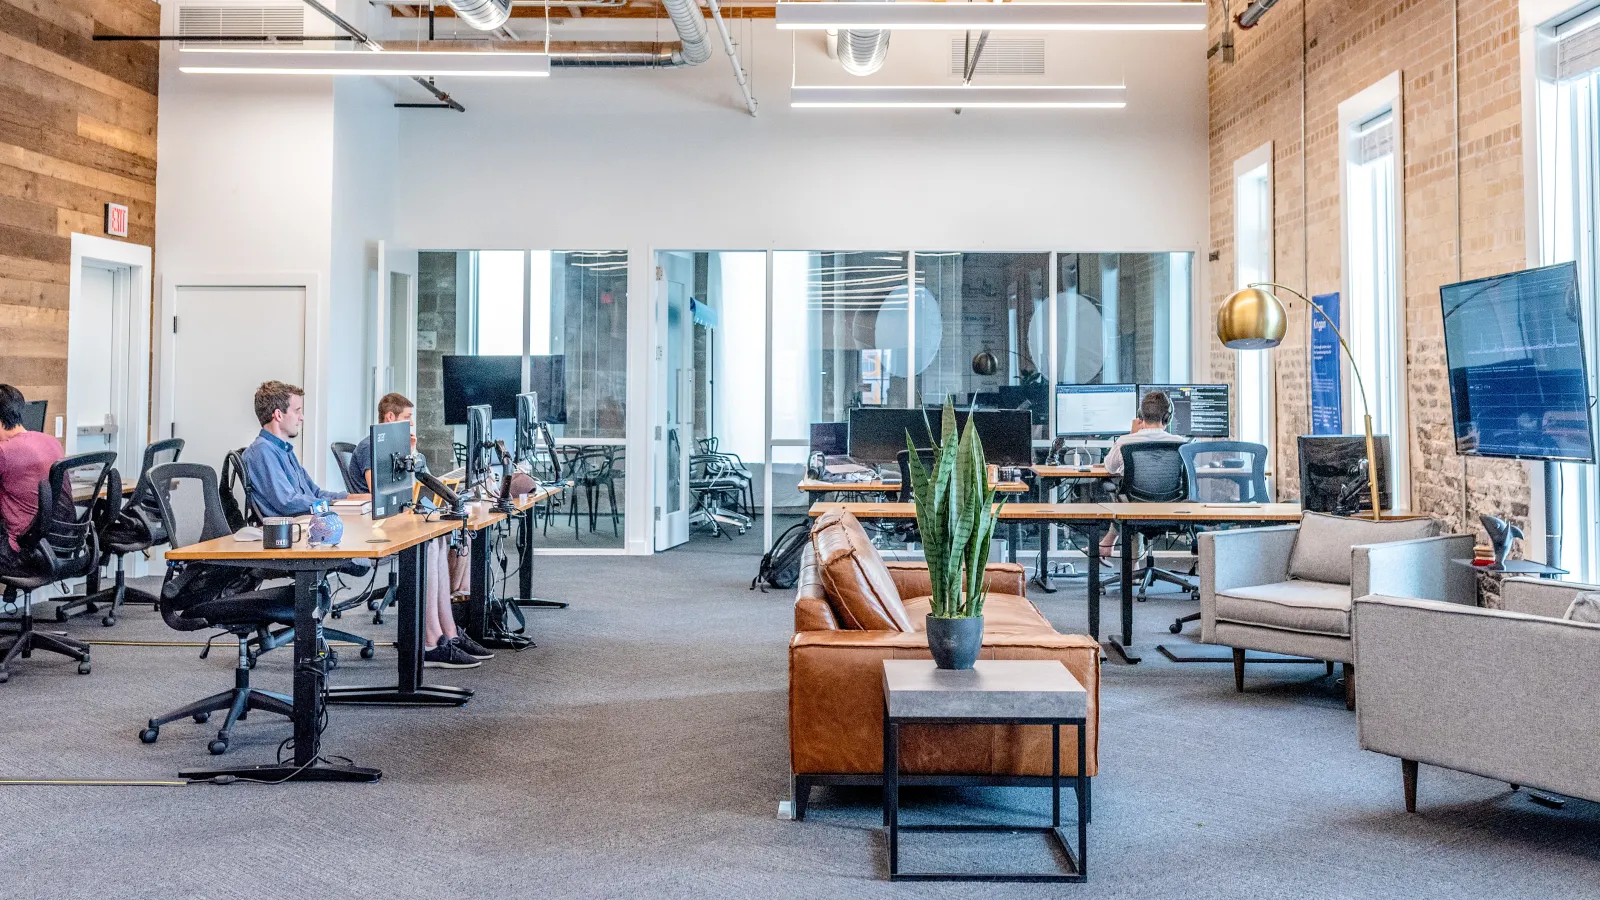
1217,286,1288,350
971,350,1000,376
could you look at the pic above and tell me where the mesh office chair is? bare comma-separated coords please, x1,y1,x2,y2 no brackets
139,462,296,755
1102,442,1196,599
1165,441,1272,635
0,452,117,682
331,441,364,494
55,439,184,626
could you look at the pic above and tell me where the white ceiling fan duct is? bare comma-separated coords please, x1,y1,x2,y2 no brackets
448,0,513,30
660,0,713,64
838,27,889,75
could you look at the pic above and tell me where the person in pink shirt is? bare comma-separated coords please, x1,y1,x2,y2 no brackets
0,385,65,571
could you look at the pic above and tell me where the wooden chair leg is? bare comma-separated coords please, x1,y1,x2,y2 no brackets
1343,662,1355,710
1232,647,1245,692
1402,758,1418,813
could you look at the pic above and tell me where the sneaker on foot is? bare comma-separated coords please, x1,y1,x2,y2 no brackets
423,640,482,669
452,633,495,660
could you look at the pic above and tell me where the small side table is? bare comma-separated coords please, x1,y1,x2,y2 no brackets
1450,558,1568,611
881,659,1088,883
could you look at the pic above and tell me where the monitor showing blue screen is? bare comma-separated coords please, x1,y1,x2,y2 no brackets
1440,262,1597,463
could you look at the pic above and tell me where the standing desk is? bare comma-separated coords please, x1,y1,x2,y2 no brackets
462,486,564,650
165,510,467,783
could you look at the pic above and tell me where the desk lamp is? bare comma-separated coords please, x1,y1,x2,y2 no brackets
1216,282,1382,522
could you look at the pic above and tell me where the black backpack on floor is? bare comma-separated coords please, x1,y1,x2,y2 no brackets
752,521,810,592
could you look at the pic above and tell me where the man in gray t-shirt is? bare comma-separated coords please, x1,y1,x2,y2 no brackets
1100,390,1187,553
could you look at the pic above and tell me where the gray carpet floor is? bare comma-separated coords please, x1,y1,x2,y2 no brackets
3,522,1599,899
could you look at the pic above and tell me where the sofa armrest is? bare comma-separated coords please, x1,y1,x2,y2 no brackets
1352,595,1600,803
1199,526,1297,643
884,561,1027,599
1501,575,1600,619
789,629,1100,778
1353,534,1476,604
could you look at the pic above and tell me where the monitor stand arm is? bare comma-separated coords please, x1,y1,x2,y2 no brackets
1544,459,1561,569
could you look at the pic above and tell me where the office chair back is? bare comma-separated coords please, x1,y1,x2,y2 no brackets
331,441,365,494
1180,441,1270,504
895,449,938,503
1119,442,1188,504
539,422,563,483
147,462,262,631
125,439,184,540
218,448,257,531
23,452,119,582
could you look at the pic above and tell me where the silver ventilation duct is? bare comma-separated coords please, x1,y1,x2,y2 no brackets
658,0,713,64
837,27,888,76
448,0,513,31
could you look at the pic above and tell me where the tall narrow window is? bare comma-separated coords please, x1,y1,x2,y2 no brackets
1233,144,1274,455
1340,75,1409,509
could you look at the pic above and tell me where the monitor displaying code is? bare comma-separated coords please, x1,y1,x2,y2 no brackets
1139,384,1231,438
1055,384,1139,436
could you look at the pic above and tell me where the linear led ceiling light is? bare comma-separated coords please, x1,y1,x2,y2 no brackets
178,50,551,77
790,85,1126,108
775,1,1207,32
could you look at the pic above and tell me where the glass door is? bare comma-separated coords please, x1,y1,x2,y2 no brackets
655,252,693,549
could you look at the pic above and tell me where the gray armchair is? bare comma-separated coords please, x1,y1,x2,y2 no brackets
1354,577,1600,811
1198,513,1475,708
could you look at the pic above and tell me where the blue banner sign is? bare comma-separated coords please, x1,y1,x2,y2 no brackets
1310,292,1344,436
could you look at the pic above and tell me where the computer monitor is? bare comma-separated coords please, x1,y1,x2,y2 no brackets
997,383,1050,426
810,422,848,456
848,408,1033,466
529,355,568,426
1298,435,1393,514
465,404,493,496
20,399,46,433
515,391,540,465
443,356,519,425
1139,384,1231,438
1055,384,1138,436
368,420,414,521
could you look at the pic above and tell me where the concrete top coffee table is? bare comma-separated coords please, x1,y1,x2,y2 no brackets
881,659,1089,883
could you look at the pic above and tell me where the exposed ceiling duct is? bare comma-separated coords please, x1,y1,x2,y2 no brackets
448,0,514,30
658,0,714,64
836,27,889,76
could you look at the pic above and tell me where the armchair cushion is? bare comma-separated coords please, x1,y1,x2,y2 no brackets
811,508,914,632
1565,593,1600,624
1286,512,1439,585
902,592,1054,636
1215,580,1351,637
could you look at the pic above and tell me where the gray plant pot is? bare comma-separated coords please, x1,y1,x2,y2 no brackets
926,615,984,670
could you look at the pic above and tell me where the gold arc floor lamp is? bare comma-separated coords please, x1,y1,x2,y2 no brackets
1217,281,1384,522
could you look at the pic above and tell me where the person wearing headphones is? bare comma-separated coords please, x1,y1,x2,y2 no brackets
1099,390,1187,554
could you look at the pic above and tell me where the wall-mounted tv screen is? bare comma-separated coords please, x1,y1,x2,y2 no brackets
1440,262,1597,463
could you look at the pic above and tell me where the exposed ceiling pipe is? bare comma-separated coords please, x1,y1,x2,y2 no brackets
659,0,713,64
706,0,758,115
836,0,889,76
448,0,514,30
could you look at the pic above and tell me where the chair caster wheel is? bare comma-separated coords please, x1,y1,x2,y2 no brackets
330,609,342,619
55,607,70,622
1169,622,1183,634
326,651,340,670
139,727,159,744
372,614,385,626
77,661,91,675
193,712,210,724
208,738,229,755
360,643,375,660
102,614,117,627
0,669,9,684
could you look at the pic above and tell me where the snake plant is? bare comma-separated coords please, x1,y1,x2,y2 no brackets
905,403,1000,620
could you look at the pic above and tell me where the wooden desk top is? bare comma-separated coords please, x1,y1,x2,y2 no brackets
166,511,463,562
807,501,1108,521
798,478,1030,494
1101,502,1304,522
462,486,563,532
1030,465,1110,479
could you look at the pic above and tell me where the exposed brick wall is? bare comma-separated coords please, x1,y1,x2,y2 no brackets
1207,0,1530,536
416,251,459,467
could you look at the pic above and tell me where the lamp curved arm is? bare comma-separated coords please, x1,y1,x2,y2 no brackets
1247,281,1372,420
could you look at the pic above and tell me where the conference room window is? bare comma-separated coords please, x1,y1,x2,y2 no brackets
915,252,1050,424
1545,8,1600,578
1054,252,1193,389
1233,143,1274,455
1339,75,1409,509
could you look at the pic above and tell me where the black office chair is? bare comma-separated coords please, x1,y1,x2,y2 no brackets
1102,442,1196,599
331,441,365,494
139,462,296,755
55,439,184,626
1164,441,1272,634
0,452,117,682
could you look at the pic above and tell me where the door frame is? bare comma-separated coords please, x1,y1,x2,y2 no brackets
154,271,326,481
653,252,694,551
68,234,152,465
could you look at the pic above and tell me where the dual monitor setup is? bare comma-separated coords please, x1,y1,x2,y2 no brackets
1055,383,1230,438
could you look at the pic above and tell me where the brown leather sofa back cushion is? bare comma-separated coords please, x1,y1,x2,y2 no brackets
810,509,914,632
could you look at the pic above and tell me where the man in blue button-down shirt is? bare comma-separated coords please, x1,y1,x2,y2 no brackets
242,381,367,518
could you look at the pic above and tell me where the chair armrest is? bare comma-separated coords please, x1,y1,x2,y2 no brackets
1352,594,1600,802
1501,575,1600,619
1354,534,1476,604
1199,525,1297,594
884,561,1026,599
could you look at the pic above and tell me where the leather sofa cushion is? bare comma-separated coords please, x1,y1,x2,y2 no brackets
902,593,1054,636
1286,512,1439,585
811,509,914,632
1215,580,1352,637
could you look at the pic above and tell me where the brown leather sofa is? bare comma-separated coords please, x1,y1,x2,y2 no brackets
789,508,1101,819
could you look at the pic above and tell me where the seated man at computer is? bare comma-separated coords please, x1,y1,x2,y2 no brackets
353,392,488,667
243,381,368,518
0,385,63,572
1099,390,1187,553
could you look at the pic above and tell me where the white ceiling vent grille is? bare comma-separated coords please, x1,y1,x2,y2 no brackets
178,6,305,49
949,37,1045,76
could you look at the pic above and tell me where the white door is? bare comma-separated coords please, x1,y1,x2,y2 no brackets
66,265,132,469
168,286,306,475
388,271,416,398
654,253,693,550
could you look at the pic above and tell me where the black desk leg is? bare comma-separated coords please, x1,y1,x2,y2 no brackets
1036,523,1056,593
1008,520,1020,565
1104,527,1140,664
514,508,567,610
1086,527,1101,641
886,718,900,877
471,522,533,651
180,569,380,783
327,543,473,706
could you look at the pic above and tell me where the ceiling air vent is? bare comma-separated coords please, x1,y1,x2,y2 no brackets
178,5,305,49
948,36,1045,76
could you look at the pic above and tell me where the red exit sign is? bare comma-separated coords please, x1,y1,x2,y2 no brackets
104,203,128,238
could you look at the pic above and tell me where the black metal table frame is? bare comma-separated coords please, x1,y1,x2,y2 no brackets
464,501,567,652
883,713,1088,883
178,540,472,784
